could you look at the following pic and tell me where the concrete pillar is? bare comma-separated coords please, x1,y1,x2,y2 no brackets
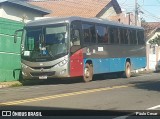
146,44,150,71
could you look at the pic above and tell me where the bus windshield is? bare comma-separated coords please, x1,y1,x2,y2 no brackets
22,24,68,62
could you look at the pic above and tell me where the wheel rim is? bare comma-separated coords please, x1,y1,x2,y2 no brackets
84,67,90,78
126,65,131,76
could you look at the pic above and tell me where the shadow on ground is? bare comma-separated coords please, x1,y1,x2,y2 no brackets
19,72,143,87
131,80,160,92
19,77,83,86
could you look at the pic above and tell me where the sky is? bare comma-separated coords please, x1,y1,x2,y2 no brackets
117,0,160,22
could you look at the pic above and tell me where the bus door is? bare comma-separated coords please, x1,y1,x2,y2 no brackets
70,21,84,77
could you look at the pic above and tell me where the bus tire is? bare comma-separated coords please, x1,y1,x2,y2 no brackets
123,62,131,78
19,70,24,81
83,63,93,82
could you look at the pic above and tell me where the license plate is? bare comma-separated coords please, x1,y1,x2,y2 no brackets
39,76,47,79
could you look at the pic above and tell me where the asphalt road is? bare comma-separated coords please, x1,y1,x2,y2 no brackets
0,72,160,117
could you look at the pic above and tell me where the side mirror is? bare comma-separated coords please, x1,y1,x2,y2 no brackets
14,32,18,43
14,29,23,43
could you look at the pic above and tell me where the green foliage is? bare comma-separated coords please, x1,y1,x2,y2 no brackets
149,35,160,46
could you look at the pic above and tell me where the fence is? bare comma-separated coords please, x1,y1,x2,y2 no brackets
0,18,24,82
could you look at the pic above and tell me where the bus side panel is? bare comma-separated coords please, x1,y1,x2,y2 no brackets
91,58,126,74
70,49,84,77
131,57,146,70
90,58,110,74
109,58,126,72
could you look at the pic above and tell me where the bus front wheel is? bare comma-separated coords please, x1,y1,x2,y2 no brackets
123,62,131,78
83,63,93,82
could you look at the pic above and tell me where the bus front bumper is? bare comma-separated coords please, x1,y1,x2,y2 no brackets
21,63,70,80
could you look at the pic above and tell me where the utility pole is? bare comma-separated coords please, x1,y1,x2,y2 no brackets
135,0,138,26
127,12,132,25
128,13,131,25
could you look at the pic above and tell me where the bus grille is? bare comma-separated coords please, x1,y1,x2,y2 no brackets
30,72,55,77
31,66,54,69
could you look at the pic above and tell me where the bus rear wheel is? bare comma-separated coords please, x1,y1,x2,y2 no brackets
83,63,93,82
123,62,131,78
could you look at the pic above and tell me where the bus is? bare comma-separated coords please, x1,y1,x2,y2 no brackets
14,16,146,82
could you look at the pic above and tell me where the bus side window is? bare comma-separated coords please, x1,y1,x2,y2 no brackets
90,25,96,43
127,30,131,44
109,27,114,44
109,27,119,44
120,28,125,44
118,28,121,44
137,30,145,45
104,27,109,43
96,25,108,43
83,29,90,43
114,28,119,44
82,24,90,43
130,30,137,45
82,23,96,43
71,29,80,46
124,29,128,44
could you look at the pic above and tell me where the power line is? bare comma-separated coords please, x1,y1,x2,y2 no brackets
119,0,128,5
140,7,160,20
156,0,160,4
143,5,160,6
142,10,160,22
142,13,160,22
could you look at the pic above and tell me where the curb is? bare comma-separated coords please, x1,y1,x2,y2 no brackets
0,81,22,89
0,85,9,88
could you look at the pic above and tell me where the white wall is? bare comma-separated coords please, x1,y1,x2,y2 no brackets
100,5,117,20
0,4,43,22
147,32,160,70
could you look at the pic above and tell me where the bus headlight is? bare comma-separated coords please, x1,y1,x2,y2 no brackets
21,63,28,69
58,59,68,67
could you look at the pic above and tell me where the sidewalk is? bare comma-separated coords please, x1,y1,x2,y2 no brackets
0,81,22,89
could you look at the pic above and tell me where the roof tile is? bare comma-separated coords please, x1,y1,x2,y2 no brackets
29,0,112,18
142,22,160,30
142,22,160,39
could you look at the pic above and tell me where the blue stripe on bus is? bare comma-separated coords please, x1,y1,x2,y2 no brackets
130,57,146,70
84,57,146,74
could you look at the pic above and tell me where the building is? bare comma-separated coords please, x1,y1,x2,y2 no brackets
0,0,50,22
118,11,141,26
142,22,160,70
28,0,124,23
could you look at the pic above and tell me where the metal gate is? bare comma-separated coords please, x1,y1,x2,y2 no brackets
0,18,24,82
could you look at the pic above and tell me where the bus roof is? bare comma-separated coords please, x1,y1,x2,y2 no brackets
26,16,144,30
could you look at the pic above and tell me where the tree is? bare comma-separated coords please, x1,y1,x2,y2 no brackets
141,17,146,23
149,35,160,46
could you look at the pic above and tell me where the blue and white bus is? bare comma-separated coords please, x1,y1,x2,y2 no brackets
14,16,146,82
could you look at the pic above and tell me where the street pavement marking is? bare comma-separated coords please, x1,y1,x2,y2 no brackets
0,85,58,92
0,84,134,106
147,105,160,110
